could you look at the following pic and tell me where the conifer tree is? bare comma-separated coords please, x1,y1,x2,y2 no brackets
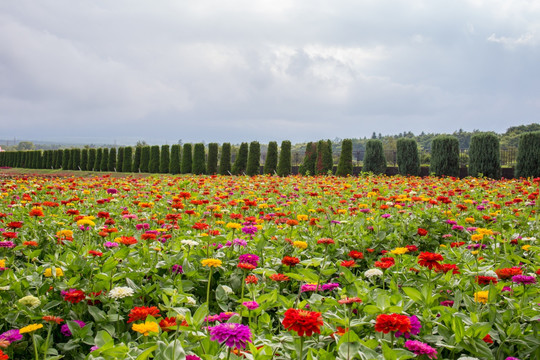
108,148,117,172
88,149,96,171
140,146,150,173
219,143,232,175
206,143,219,175
192,143,206,174
117,147,124,172
94,149,102,171
181,144,193,174
160,145,170,173
133,146,142,172
101,148,109,171
516,131,540,178
430,136,460,177
264,141,278,175
246,141,261,176
277,140,292,176
63,149,71,170
396,138,420,176
469,133,501,179
336,139,353,176
363,139,387,174
299,142,317,175
169,144,181,174
80,149,88,171
232,142,248,175
123,147,133,172
149,145,160,173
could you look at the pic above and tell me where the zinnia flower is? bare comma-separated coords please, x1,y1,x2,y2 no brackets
474,291,489,304
282,308,324,337
61,289,85,304
395,315,421,338
238,254,260,267
61,320,86,336
417,252,444,270
19,324,43,334
18,295,41,308
243,301,259,310
0,329,22,343
132,320,160,336
208,323,252,349
281,256,300,267
364,269,383,278
512,275,537,285
201,258,222,267
375,314,411,334
404,340,437,358
108,286,134,299
127,306,161,323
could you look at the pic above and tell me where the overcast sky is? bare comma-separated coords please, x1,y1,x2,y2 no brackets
1,0,539,145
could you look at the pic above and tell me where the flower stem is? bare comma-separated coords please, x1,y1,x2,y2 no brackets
33,333,39,360
206,267,213,310
299,336,305,360
42,324,53,360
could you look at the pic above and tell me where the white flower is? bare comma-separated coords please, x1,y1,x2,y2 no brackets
108,286,134,299
364,269,383,278
0,286,9,291
221,285,233,295
19,295,41,308
181,240,199,246
185,296,196,305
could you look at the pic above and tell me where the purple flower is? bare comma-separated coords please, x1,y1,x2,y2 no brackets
186,355,202,360
467,243,487,250
239,254,260,267
171,264,183,274
0,241,15,248
512,275,537,285
106,188,118,194
0,329,23,343
502,286,513,293
61,320,86,336
505,357,520,360
396,315,422,338
321,282,340,291
404,340,437,359
440,300,454,307
90,345,99,352
446,220,457,225
301,284,319,292
242,301,259,310
452,225,464,231
381,214,391,218
104,241,119,248
218,312,238,322
208,323,252,349
136,223,150,230
241,225,258,235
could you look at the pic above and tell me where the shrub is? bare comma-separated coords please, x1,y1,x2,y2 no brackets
207,143,219,175
140,146,150,173
219,143,232,175
123,147,133,173
336,139,353,176
246,141,261,176
88,149,96,171
232,142,248,175
430,136,459,177
192,143,206,175
133,146,142,173
149,145,160,173
181,144,193,174
108,148,117,172
324,140,334,174
516,131,540,178
299,142,317,175
170,144,181,175
277,140,292,177
315,140,333,175
72,149,81,170
264,142,278,175
94,149,102,171
101,148,109,172
363,139,386,174
469,133,501,179
396,138,420,176
62,149,70,170
117,147,124,172
80,149,88,171
160,145,170,173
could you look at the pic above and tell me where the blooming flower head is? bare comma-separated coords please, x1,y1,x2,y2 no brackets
132,320,160,336
417,252,444,270
395,315,421,338
18,295,41,308
404,340,437,359
238,253,260,267
201,258,222,267
61,320,86,336
293,241,308,250
282,309,324,337
282,256,300,267
375,314,411,334
243,301,259,310
512,275,537,285
0,329,22,343
61,289,85,304
44,267,64,278
474,291,489,304
365,268,383,278
171,264,183,274
127,306,161,323
19,324,43,334
109,286,134,299
208,323,252,349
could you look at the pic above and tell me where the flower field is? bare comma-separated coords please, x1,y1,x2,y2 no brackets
0,173,539,360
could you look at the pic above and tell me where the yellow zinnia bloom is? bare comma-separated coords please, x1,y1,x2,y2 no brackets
391,247,408,255
20,323,43,334
297,214,308,221
293,241,308,250
44,268,64,277
76,218,95,227
522,245,531,251
0,259,5,268
465,217,475,224
201,258,222,267
474,291,489,304
226,223,242,230
132,321,159,336
471,234,484,242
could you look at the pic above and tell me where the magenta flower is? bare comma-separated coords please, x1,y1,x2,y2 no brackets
208,323,252,349
512,275,537,285
242,301,259,310
239,253,260,267
396,315,421,338
0,329,23,343
404,340,437,358
61,320,86,336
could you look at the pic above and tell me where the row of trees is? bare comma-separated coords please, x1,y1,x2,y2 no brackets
1,132,539,178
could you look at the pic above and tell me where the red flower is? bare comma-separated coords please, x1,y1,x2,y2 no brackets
282,308,324,337
62,289,86,304
0,349,8,360
7,221,23,229
88,250,103,257
269,273,290,282
375,260,394,269
238,263,256,270
282,256,300,267
348,250,364,259
23,241,38,247
436,264,460,274
192,222,209,230
42,315,64,324
127,306,161,323
340,260,356,268
1,232,17,239
245,275,258,284
450,242,465,248
475,276,498,285
118,236,138,245
159,317,178,332
29,208,44,217
405,245,418,252
317,238,335,245
417,228,428,236
417,252,444,270
374,313,411,334
495,267,522,279
483,334,494,344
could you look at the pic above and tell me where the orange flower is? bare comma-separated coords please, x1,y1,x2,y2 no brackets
127,306,161,323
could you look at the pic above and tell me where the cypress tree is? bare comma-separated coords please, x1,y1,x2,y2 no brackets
315,140,333,175
80,149,88,171
94,149,102,171
67,149,74,170
323,140,334,174
123,147,133,172
62,149,70,170
430,136,460,177
56,150,64,169
246,141,261,176
516,131,540,178
219,143,232,175
42,151,49,169
160,145,170,173
277,140,292,176
117,147,124,172
206,143,219,175
100,148,108,172
170,144,181,174
264,141,278,175
88,149,96,171
299,142,317,175
396,138,420,176
181,144,192,174
336,139,353,176
32,151,40,169
133,146,142,173
192,143,206,174
232,142,248,175
48,151,55,169
140,146,150,173
108,148,117,172
363,139,387,174
71,149,81,170
149,145,160,173
469,133,501,179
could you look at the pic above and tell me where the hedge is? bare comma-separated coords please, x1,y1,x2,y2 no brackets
396,138,420,176
430,136,459,177
469,133,501,179
363,139,386,174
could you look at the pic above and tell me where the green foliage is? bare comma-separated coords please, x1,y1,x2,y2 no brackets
123,147,133,173
88,149,96,171
95,148,103,171
232,142,248,175
101,148,109,172
149,145,160,173
71,149,81,170
80,149,88,171
396,138,420,176
160,145,170,174
516,131,540,178
169,144,181,175
264,141,278,175
277,141,292,177
63,149,71,170
315,140,333,175
133,146,142,173
219,143,231,175
181,144,192,174
299,142,317,175
117,147,124,172
206,143,219,175
108,148,117,172
192,143,206,175
246,141,261,176
336,139,353,176
324,140,334,174
140,146,150,173
469,133,501,179
363,139,387,174
430,136,460,177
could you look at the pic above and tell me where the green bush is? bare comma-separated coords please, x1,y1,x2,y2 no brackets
133,146,142,173
108,148,117,172
117,147,124,172
336,139,353,176
80,149,88,171
232,143,248,175
299,142,317,175
160,145,170,173
181,144,192,174
469,133,501,179
264,141,278,175
63,149,70,170
72,149,81,170
277,141,292,177
315,140,333,175
207,143,219,175
101,148,109,172
219,143,232,175
170,144,181,175
363,139,386,174
192,143,206,175
516,131,540,178
246,141,261,176
430,136,459,177
123,147,133,172
396,138,420,176
140,146,150,173
88,149,96,171
149,145,160,173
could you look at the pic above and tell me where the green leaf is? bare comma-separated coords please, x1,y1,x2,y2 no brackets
192,303,209,328
136,344,158,360
452,316,465,343
94,330,113,348
155,340,186,360
401,287,423,304
381,341,398,360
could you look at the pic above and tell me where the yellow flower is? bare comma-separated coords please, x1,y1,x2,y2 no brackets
522,245,531,251
297,214,308,221
474,291,489,304
471,234,484,242
0,259,5,268
226,223,242,230
293,241,308,250
465,217,475,224
391,247,409,255
19,323,43,334
56,229,73,238
76,218,95,227
132,321,159,336
201,258,222,267
471,250,479,255
44,268,64,277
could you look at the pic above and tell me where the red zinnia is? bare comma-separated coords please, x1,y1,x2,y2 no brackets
238,263,256,270
282,256,300,267
42,315,64,324
29,208,44,217
88,250,103,257
417,228,428,236
127,306,161,323
436,263,460,274
475,276,498,285
245,275,258,284
495,267,522,279
270,273,290,282
340,260,356,268
159,317,178,332
348,250,364,259
282,308,324,337
317,238,335,245
62,289,86,304
7,221,23,229
374,313,411,334
417,252,444,270
1,232,17,239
